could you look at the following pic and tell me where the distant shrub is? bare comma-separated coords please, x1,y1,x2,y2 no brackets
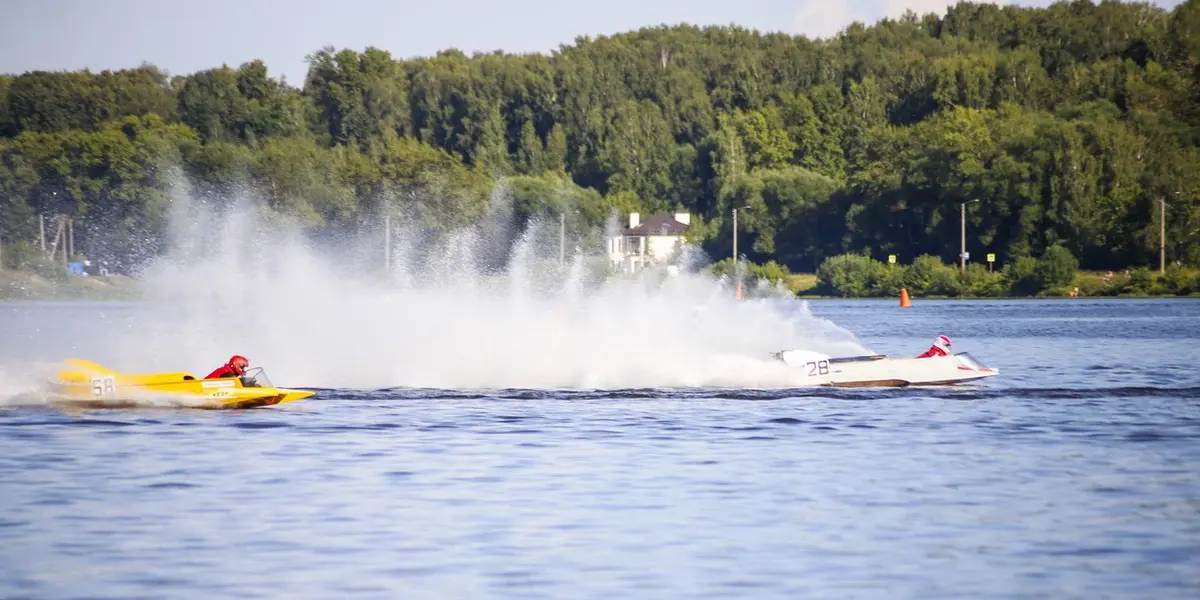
1147,276,1171,296
1002,256,1040,295
1159,264,1193,295
957,263,1005,297
901,255,942,295
754,260,792,285
1034,245,1079,292
871,263,906,297
708,257,737,280
996,247,1079,296
816,253,886,297
901,255,962,296
1119,267,1154,295
710,257,792,286
1073,271,1111,296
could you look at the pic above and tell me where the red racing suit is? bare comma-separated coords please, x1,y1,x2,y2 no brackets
915,345,949,359
205,365,240,379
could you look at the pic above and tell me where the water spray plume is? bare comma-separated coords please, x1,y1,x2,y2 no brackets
75,175,874,390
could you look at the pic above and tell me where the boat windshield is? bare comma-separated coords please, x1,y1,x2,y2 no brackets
239,367,274,388
954,352,990,371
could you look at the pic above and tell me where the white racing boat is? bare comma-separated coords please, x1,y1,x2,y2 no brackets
772,348,999,387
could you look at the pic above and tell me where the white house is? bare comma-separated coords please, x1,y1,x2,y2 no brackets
606,212,692,273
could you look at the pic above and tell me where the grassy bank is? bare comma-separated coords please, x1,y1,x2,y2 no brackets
0,270,142,301
785,274,819,296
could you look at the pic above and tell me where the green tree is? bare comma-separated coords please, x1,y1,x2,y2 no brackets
516,120,544,174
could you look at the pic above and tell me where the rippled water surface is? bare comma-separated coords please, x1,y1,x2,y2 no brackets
2,298,1199,599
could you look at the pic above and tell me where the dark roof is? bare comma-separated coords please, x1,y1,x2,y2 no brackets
624,215,689,236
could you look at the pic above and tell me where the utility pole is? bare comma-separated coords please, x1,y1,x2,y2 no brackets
384,213,391,275
733,206,750,267
47,216,65,264
733,206,751,263
960,202,967,271
732,205,749,298
732,207,738,264
1160,196,1166,273
960,199,979,271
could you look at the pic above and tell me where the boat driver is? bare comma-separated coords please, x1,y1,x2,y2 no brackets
205,355,250,379
916,335,952,358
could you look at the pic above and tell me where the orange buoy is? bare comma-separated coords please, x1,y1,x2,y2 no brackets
900,287,912,307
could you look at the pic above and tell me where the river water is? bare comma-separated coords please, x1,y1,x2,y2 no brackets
1,298,1198,599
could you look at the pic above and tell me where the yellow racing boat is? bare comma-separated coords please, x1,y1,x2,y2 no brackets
50,359,315,410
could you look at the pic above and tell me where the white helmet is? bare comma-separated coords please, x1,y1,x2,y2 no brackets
934,335,952,352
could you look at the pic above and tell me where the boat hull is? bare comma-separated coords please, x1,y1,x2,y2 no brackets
775,351,999,387
49,359,314,409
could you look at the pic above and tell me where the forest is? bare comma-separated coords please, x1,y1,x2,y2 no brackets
1,0,1198,285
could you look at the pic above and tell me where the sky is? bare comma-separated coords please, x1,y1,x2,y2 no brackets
0,0,1186,85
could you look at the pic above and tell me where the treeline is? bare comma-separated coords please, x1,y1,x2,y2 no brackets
2,0,1199,274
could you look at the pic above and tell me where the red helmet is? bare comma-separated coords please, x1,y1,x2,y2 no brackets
934,335,952,351
228,355,250,376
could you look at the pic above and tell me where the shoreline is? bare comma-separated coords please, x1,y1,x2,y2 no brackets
794,294,1200,300
783,271,1199,300
1,270,1193,303
0,271,142,301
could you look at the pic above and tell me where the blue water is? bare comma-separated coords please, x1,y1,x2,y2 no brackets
1,299,1198,599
